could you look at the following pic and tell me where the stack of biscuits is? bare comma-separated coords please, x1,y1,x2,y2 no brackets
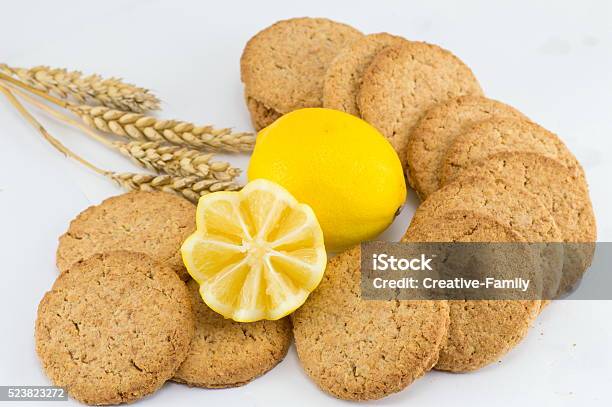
241,17,596,401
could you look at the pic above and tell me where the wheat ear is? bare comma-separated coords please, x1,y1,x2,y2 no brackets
0,73,256,153
69,105,256,153
9,85,241,180
115,141,241,180
0,85,241,202
111,173,240,202
0,64,160,113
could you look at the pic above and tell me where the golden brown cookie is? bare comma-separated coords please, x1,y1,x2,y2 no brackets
35,251,195,405
406,96,526,199
293,246,450,401
403,210,541,372
441,117,583,185
323,33,407,116
173,280,292,388
411,176,561,243
403,210,527,244
358,42,483,168
453,152,596,296
410,176,563,300
245,94,282,131
57,191,195,280
241,17,363,127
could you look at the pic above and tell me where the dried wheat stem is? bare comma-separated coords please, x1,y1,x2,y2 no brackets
1,64,160,113
70,104,256,153
0,72,70,108
9,85,241,180
0,84,108,176
0,85,242,202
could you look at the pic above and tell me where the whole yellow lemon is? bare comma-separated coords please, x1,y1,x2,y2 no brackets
247,108,406,251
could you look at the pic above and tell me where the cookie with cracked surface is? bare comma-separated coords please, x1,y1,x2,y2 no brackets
358,42,483,169
293,246,450,401
245,94,282,131
172,280,292,388
406,96,526,199
453,152,596,296
441,117,583,185
57,191,195,280
403,210,541,371
410,176,563,301
323,32,408,116
410,176,562,243
35,251,195,405
241,17,363,120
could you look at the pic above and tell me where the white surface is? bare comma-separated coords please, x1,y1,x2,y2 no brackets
1,1,611,406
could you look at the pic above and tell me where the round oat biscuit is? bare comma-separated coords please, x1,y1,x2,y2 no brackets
357,42,483,169
245,94,283,131
441,117,583,185
57,191,195,280
406,96,526,199
453,152,596,296
35,251,195,405
411,176,563,300
403,210,527,244
173,280,292,388
403,210,541,372
410,176,562,243
293,246,450,401
323,33,408,116
240,17,363,119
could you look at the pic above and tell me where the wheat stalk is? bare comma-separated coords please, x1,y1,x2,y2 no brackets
0,64,160,113
111,173,240,202
0,84,242,202
115,141,241,180
69,105,256,152
7,85,241,181
0,73,256,153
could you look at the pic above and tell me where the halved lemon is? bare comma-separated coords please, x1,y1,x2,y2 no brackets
181,179,327,322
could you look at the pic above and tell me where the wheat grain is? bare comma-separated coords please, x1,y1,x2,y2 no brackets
111,173,240,203
70,105,256,152
0,64,160,112
115,140,241,180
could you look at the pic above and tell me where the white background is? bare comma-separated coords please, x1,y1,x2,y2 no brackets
1,1,611,406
